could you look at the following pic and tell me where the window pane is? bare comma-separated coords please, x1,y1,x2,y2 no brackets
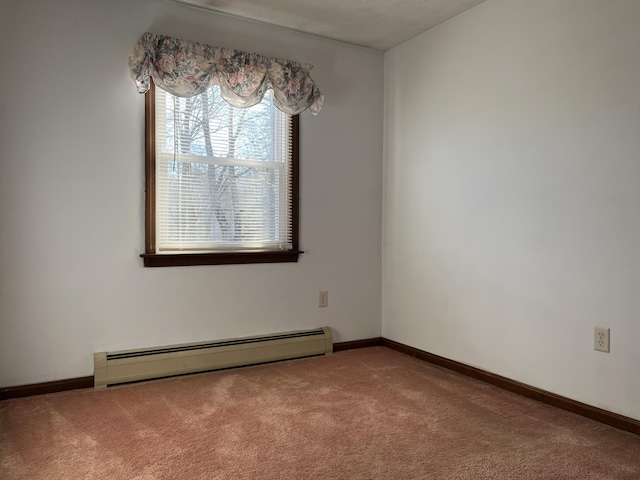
161,87,281,163
155,86,292,252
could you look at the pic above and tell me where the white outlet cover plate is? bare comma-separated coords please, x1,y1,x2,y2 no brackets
319,291,328,308
594,326,610,353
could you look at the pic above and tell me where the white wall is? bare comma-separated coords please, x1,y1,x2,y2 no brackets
384,0,640,420
0,0,384,386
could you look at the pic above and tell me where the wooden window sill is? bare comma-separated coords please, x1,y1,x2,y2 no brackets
140,250,303,267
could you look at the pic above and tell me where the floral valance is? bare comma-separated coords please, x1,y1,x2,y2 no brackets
128,32,324,115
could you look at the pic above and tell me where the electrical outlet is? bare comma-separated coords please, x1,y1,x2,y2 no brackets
319,290,328,308
594,327,610,353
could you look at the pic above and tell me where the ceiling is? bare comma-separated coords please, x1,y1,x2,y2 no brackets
170,0,487,51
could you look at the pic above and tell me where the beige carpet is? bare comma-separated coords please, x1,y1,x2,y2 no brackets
1,347,639,479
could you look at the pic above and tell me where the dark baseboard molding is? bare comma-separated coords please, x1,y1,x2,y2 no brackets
0,377,94,401
381,338,640,436
1,339,381,399
1,339,379,399
333,338,383,352
3,338,639,436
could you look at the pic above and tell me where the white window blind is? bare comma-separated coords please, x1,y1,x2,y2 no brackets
155,86,293,252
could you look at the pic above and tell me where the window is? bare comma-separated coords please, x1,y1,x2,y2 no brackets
142,83,301,267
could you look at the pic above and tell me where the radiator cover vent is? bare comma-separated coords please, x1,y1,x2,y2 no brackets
94,327,332,388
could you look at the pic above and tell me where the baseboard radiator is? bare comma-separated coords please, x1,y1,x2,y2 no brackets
94,327,333,389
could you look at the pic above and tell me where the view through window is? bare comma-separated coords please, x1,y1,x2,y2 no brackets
142,84,300,267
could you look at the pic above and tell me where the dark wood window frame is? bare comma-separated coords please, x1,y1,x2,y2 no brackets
140,83,302,267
